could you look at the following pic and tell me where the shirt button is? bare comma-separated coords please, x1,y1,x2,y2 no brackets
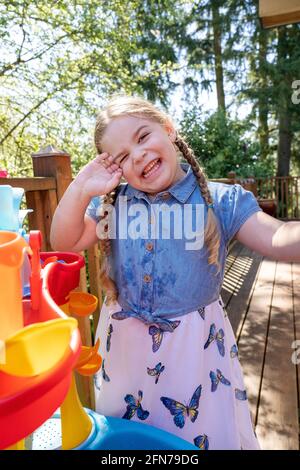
146,242,153,251
143,274,151,283
161,192,170,200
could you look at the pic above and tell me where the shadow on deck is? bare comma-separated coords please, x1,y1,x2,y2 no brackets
221,240,300,450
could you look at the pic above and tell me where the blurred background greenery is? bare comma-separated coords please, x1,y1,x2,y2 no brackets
1,0,300,179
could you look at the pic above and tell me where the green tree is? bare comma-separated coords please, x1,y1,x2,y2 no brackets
179,107,275,178
0,0,182,175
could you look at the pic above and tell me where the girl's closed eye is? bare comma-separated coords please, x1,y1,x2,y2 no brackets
138,133,149,143
119,154,128,164
118,134,149,164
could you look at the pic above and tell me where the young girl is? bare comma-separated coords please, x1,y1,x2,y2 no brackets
50,96,300,450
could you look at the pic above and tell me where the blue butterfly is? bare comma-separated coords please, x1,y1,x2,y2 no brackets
194,434,209,450
160,385,202,429
149,320,180,353
218,299,228,318
93,374,101,391
122,390,149,421
102,359,110,382
204,323,225,356
106,323,113,352
230,344,238,358
235,388,247,401
210,369,231,392
197,306,205,320
147,362,165,384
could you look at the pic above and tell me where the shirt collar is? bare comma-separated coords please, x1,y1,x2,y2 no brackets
125,162,198,203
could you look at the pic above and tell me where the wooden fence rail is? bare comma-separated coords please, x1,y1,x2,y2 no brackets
219,172,300,220
256,176,300,219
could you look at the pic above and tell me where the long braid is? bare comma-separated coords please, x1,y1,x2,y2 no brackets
175,134,221,274
98,189,119,305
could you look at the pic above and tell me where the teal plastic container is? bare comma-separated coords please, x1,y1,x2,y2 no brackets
77,410,198,450
29,409,198,450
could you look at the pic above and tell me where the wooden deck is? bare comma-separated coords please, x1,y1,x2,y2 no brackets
221,240,300,450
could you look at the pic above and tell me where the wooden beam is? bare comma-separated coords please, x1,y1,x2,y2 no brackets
0,177,56,192
25,190,47,251
259,0,300,28
87,244,103,335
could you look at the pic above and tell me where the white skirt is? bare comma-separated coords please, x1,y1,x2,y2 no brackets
94,296,260,450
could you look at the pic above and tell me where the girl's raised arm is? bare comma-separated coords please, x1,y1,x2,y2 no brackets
50,153,122,252
235,211,300,262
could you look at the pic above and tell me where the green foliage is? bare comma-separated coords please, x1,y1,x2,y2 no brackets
179,107,276,178
0,0,299,180
0,0,182,172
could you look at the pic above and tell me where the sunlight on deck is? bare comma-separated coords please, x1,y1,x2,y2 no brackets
221,241,300,450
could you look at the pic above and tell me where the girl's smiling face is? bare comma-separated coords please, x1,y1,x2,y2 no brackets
101,115,186,195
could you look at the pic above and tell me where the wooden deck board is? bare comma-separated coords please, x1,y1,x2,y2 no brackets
222,243,263,336
255,261,299,449
221,241,300,450
236,257,275,429
292,262,300,427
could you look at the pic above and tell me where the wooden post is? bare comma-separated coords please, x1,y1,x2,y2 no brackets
227,171,236,185
87,244,103,334
74,260,96,410
31,145,73,202
28,145,72,251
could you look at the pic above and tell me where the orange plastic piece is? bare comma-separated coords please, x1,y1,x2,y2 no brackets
28,231,42,312
76,353,102,376
75,338,102,376
64,292,98,317
76,339,100,369
0,231,30,341
41,256,58,268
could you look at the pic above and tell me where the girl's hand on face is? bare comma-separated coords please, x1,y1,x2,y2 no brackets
75,153,123,198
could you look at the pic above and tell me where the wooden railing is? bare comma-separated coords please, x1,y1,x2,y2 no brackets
256,176,300,219
213,172,300,220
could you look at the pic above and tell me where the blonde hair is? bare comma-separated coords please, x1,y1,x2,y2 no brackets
94,95,221,305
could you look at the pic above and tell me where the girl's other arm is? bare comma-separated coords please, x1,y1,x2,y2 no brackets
235,211,300,262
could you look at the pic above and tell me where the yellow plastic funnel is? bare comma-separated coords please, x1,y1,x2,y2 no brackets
0,318,77,376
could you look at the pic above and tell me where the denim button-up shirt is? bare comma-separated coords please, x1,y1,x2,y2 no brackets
86,163,262,325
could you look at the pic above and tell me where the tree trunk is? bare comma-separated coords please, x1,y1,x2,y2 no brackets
258,28,269,159
277,110,292,176
276,27,292,177
212,2,226,112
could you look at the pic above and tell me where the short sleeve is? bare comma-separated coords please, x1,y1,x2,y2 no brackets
220,183,263,244
85,196,103,223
